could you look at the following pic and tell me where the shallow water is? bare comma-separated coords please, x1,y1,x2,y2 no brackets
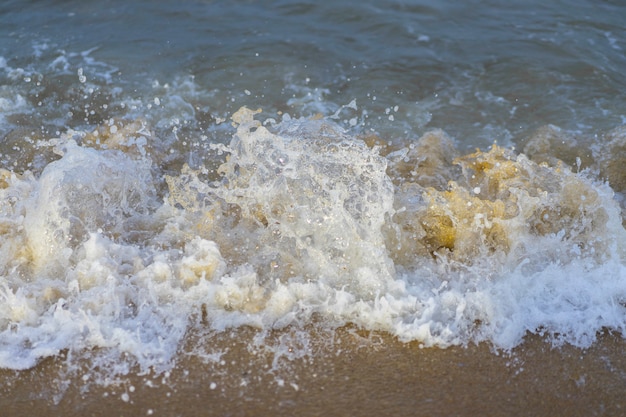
1,0,626,411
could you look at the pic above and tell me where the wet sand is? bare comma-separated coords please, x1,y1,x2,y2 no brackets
1,328,625,417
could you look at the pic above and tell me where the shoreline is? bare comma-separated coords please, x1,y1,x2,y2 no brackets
1,328,625,416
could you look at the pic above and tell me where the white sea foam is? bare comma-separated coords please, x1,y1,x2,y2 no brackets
1,104,625,378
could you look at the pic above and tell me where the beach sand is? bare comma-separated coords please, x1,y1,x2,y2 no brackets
2,327,625,416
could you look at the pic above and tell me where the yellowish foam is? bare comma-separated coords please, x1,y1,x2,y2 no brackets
391,133,624,267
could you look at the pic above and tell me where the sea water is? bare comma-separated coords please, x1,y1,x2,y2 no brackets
1,0,626,390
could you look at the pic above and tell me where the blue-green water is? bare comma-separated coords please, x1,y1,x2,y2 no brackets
2,0,625,147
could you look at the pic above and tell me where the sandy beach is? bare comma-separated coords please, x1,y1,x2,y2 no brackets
2,327,625,416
